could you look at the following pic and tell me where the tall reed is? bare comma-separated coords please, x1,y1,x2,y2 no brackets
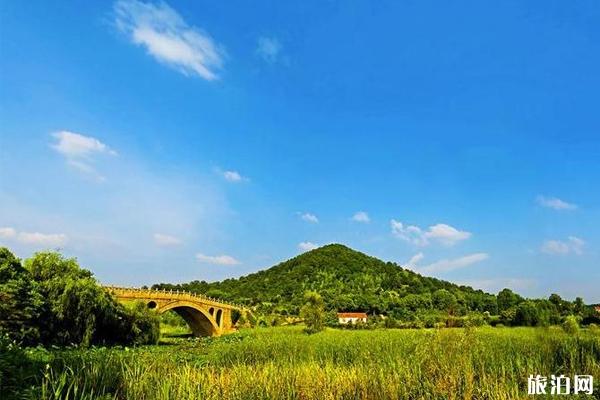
30,326,600,400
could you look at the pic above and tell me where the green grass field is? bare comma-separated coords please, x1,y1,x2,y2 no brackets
25,326,600,399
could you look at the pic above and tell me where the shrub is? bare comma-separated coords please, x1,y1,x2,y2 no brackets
324,310,340,327
270,315,286,327
383,316,399,328
465,313,485,327
562,315,580,335
483,311,491,324
127,302,160,345
300,291,325,334
433,322,446,329
246,312,257,327
0,334,39,399
446,316,463,328
420,313,445,328
499,308,516,325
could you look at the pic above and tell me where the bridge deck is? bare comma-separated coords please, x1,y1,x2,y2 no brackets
103,286,245,311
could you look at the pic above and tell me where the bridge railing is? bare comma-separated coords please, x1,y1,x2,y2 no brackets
103,286,247,311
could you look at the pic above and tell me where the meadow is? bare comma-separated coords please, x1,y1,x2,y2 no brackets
19,325,600,400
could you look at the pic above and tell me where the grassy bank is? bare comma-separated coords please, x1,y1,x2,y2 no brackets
15,326,600,399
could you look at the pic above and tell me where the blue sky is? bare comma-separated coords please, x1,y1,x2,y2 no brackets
1,1,599,302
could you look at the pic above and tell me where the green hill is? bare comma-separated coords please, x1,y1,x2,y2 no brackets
153,244,498,317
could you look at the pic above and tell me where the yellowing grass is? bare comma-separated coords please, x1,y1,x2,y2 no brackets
36,326,600,400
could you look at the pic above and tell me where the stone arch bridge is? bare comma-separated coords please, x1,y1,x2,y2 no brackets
104,286,245,337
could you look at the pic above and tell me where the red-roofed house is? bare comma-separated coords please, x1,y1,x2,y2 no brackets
337,312,368,324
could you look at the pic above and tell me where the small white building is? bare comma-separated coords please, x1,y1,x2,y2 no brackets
337,312,368,324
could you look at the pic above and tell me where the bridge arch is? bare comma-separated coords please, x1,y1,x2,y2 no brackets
158,300,219,337
216,309,223,326
104,286,241,337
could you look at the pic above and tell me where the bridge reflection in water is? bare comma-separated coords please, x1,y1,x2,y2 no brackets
104,286,244,337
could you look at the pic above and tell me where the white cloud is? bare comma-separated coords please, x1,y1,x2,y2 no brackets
536,195,577,211
391,220,428,246
541,240,569,255
351,211,370,223
220,170,248,182
301,213,319,223
51,131,116,181
196,253,240,265
391,220,470,247
418,253,489,275
66,159,96,174
298,241,319,252
0,227,16,239
0,227,67,247
456,278,534,293
52,130,116,158
541,236,585,255
114,0,224,80
18,232,68,247
153,233,181,246
406,252,424,267
425,223,471,246
2,137,232,285
568,236,585,254
256,36,281,63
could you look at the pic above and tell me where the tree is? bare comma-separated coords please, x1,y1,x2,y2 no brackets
473,294,498,314
25,251,110,345
573,297,585,315
514,301,540,326
549,293,562,307
497,288,522,312
22,250,158,346
432,289,458,315
0,248,42,345
399,293,432,312
300,291,325,334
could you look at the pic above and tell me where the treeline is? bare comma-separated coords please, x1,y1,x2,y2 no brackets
152,244,499,315
153,244,598,327
494,288,597,327
0,247,159,347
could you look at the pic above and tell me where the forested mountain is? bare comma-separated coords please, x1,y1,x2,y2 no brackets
154,244,596,326
153,244,499,317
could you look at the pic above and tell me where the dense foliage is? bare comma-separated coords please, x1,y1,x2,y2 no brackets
0,247,159,347
299,291,325,334
154,244,497,315
153,244,597,327
0,248,42,345
0,333,40,398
